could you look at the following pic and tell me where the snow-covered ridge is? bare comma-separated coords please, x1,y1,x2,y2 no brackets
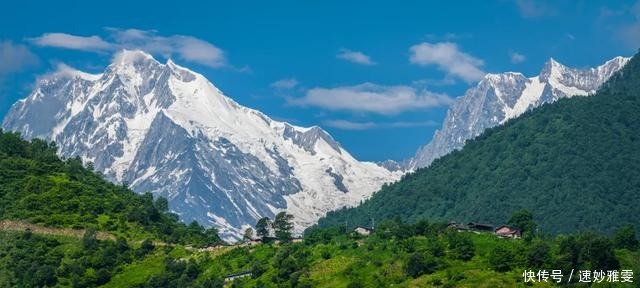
409,56,630,170
2,50,401,240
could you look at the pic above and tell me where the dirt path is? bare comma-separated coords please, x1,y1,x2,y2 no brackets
0,220,236,252
0,219,116,241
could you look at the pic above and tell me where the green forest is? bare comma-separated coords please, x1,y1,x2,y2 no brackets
2,214,638,287
0,130,221,245
0,130,221,286
318,52,640,236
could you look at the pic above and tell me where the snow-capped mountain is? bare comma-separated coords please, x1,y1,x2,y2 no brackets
409,56,630,169
2,50,401,240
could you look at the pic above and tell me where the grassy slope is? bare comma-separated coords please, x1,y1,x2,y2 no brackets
160,232,638,287
2,227,634,287
2,217,634,287
102,251,168,288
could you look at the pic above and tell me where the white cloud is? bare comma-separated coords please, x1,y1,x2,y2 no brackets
509,51,526,64
324,119,439,130
171,36,225,67
0,41,39,77
30,28,226,68
271,78,299,89
409,42,485,83
288,82,452,115
337,49,376,65
31,33,113,51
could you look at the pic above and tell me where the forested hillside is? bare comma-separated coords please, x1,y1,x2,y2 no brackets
0,130,221,245
318,52,640,235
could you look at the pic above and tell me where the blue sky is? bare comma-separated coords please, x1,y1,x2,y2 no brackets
0,0,638,161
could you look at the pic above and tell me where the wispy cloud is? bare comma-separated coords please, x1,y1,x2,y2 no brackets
324,119,439,130
509,51,526,64
337,49,376,65
617,1,640,48
30,28,227,68
514,0,555,18
595,1,640,49
271,78,299,89
324,120,377,130
0,41,39,77
412,77,456,87
288,82,452,115
409,42,485,83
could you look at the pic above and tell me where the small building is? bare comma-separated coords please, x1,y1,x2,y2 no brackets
447,221,470,232
292,237,303,243
243,238,262,246
224,271,253,282
241,236,282,246
467,222,494,232
494,225,522,239
197,244,226,251
353,226,373,236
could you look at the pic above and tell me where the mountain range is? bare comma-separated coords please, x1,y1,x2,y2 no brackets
2,50,629,240
1,50,400,240
409,56,629,169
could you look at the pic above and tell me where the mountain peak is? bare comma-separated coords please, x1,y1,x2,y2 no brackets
166,58,178,68
608,56,629,63
599,56,631,71
540,57,567,79
409,55,629,170
111,49,158,67
482,72,526,84
546,57,559,64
